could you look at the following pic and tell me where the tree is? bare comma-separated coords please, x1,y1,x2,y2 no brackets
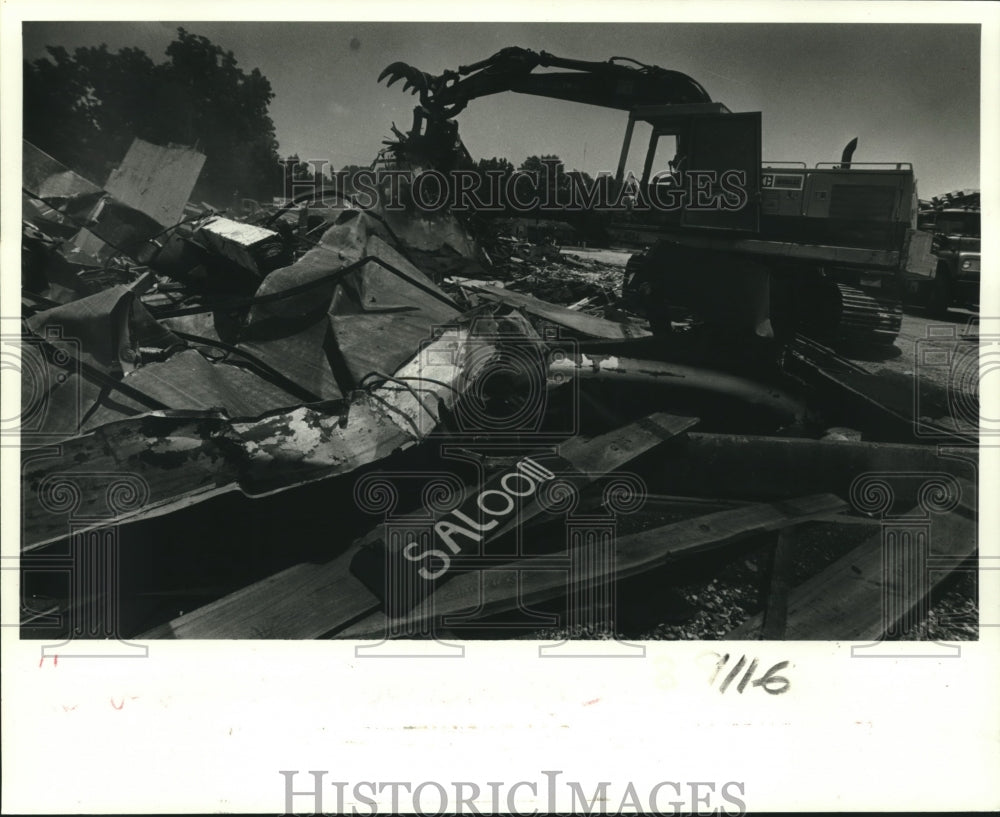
471,156,514,212
517,154,573,213
23,28,281,205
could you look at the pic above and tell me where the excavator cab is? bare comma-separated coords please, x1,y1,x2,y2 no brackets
615,103,762,234
614,104,924,345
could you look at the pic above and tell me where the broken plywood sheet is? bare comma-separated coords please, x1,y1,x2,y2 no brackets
102,137,206,227
328,235,461,385
73,137,205,258
23,139,193,264
24,283,309,434
23,281,184,438
81,349,305,431
246,210,460,388
237,315,344,402
248,209,385,323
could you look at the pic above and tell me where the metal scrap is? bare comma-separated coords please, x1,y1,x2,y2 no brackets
17,109,979,645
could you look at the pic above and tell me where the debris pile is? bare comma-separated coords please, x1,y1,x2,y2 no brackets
18,135,978,643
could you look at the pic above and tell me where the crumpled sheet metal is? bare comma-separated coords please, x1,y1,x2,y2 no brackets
22,281,185,440
23,210,463,438
22,140,102,203
21,326,477,550
22,139,203,265
19,204,483,548
375,206,484,279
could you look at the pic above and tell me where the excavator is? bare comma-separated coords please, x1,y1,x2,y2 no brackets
378,46,936,347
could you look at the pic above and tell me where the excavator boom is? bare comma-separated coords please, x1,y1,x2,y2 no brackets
379,46,711,123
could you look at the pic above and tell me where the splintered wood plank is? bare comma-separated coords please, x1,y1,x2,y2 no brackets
727,479,977,640
461,282,651,339
760,527,796,639
337,493,847,640
140,550,380,639
141,412,697,638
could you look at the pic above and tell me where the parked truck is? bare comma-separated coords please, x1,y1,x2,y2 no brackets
903,200,980,316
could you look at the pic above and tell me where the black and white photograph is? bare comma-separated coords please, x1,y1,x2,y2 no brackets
3,3,998,814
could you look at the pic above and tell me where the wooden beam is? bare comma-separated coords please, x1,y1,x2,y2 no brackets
140,549,379,639
460,281,651,339
140,412,696,638
728,480,977,640
337,493,847,639
652,433,975,505
760,527,796,639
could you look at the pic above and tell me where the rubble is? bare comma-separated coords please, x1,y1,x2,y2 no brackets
17,118,979,644
191,216,288,278
456,280,650,340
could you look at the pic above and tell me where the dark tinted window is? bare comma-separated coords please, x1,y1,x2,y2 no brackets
935,212,980,236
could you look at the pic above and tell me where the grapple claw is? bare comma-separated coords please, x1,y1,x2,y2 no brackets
377,61,411,84
379,62,430,97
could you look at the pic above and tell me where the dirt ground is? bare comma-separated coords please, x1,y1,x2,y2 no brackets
853,303,980,392
531,246,984,642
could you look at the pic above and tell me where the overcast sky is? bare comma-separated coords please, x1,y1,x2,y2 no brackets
22,21,981,197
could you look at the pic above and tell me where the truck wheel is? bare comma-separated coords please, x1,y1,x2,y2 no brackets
927,267,952,318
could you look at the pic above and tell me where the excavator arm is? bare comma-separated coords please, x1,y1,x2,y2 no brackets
379,47,711,115
378,46,712,155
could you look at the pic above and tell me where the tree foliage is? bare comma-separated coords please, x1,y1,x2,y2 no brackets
24,28,281,203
